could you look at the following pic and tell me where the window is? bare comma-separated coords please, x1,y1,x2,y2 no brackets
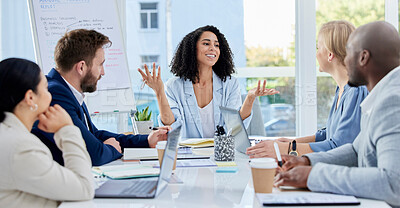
140,3,158,29
140,55,159,68
316,0,385,129
243,0,296,136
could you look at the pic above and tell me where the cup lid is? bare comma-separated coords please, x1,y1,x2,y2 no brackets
156,141,167,149
249,158,277,169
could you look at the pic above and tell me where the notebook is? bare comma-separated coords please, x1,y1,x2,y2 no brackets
92,164,159,179
123,148,158,160
179,138,214,148
257,192,361,206
123,147,210,161
219,106,252,153
94,125,181,198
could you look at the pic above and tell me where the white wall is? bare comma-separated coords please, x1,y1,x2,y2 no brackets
170,0,246,68
126,0,168,93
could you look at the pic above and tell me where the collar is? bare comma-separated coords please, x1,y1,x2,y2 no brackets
182,70,224,136
183,71,223,95
61,76,85,106
360,65,400,113
2,112,30,133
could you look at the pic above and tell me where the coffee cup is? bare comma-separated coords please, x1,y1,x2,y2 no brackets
249,158,277,193
156,141,177,170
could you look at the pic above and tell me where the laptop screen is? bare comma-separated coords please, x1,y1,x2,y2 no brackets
219,106,251,153
155,125,181,196
94,125,182,198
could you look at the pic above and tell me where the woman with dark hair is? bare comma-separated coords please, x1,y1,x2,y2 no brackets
138,25,278,138
0,58,93,207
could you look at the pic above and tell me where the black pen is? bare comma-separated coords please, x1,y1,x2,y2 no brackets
149,127,158,130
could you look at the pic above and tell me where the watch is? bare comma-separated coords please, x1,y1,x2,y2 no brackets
288,140,299,156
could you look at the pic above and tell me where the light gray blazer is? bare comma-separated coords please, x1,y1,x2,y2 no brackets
0,112,93,208
305,66,400,207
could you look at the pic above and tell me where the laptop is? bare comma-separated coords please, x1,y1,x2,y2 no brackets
219,106,251,153
94,125,181,198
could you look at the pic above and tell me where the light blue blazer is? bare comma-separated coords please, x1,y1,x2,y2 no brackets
158,71,252,139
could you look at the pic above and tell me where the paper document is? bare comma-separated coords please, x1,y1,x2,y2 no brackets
179,138,214,148
92,164,159,179
178,146,193,154
257,192,360,206
141,159,217,168
123,148,158,160
177,159,217,167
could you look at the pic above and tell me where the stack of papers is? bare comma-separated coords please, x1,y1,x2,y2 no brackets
179,138,214,148
256,192,360,206
123,148,158,160
92,164,159,179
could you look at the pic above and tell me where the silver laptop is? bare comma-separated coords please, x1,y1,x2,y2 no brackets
219,106,251,153
94,125,181,198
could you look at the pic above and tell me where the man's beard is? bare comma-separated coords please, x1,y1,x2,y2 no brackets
347,80,360,87
346,64,367,87
347,72,367,87
81,69,101,93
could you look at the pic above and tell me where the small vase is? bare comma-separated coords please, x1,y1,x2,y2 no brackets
136,120,153,134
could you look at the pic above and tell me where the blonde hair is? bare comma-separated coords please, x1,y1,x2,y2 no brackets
319,20,355,65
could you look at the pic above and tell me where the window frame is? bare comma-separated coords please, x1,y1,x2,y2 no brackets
139,2,159,31
140,54,159,69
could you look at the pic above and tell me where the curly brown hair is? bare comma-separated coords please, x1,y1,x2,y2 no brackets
54,29,111,72
170,25,235,83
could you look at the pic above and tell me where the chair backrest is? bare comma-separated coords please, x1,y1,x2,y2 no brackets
241,94,266,136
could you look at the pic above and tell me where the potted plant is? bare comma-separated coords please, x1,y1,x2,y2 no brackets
134,106,153,134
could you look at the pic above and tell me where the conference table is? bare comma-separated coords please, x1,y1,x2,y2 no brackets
60,148,390,208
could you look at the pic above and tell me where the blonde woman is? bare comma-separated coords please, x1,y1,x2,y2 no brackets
247,20,369,158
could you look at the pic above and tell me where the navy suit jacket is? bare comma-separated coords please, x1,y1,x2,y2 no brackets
32,68,149,166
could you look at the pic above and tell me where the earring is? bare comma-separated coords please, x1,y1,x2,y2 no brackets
30,104,38,111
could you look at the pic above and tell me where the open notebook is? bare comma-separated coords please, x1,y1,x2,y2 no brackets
92,164,159,179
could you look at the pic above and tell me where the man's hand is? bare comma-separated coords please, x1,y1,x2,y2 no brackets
274,166,312,188
104,137,122,153
147,126,172,148
281,155,311,171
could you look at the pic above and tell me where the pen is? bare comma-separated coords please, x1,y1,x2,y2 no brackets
227,128,232,137
149,127,158,130
140,81,146,90
274,142,283,167
140,70,152,90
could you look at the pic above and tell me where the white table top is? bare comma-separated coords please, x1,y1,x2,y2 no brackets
60,150,390,208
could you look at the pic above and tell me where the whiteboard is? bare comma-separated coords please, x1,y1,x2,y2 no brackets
28,0,135,114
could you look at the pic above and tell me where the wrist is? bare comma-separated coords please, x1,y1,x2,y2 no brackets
279,142,289,155
155,88,164,97
247,93,256,100
302,155,311,166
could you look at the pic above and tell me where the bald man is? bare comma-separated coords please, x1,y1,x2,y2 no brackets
274,21,400,207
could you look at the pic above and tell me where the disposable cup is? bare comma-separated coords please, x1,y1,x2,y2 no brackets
249,158,277,193
156,141,177,170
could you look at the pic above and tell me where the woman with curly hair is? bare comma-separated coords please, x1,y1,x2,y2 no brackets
138,25,278,138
